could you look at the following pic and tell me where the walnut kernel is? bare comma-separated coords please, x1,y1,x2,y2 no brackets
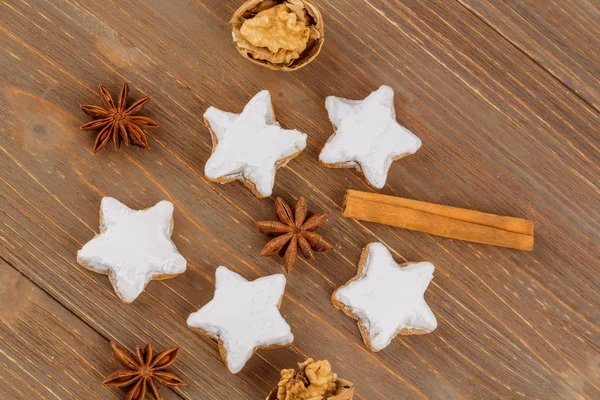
240,4,310,64
275,359,339,400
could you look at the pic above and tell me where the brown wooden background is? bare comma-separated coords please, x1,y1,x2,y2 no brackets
1,0,599,399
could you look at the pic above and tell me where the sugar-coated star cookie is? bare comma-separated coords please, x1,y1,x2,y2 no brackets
331,242,437,352
187,266,294,373
77,197,187,303
203,90,307,198
319,85,422,189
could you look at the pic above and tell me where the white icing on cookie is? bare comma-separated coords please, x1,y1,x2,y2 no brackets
187,266,294,374
332,242,436,351
77,197,187,303
204,90,307,197
319,85,422,189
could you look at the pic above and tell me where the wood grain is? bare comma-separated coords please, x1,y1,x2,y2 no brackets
1,0,599,399
0,259,184,399
457,0,600,112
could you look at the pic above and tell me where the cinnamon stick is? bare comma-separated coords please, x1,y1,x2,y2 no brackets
343,190,534,251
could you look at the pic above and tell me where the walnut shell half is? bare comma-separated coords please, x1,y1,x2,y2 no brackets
231,0,325,71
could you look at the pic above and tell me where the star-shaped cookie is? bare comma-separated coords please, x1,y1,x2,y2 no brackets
331,242,437,352
77,197,187,303
187,266,294,373
203,90,307,198
319,85,422,189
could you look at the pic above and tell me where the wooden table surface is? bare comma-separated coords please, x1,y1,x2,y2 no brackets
1,0,599,399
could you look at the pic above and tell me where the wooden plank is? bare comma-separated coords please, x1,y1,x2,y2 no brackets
0,0,599,399
457,0,600,111
0,258,181,400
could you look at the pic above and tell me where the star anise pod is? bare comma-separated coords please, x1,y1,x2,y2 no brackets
257,196,333,272
104,341,185,400
80,83,158,153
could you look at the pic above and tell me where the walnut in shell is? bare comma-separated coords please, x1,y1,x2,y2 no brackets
266,359,354,400
231,0,325,71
